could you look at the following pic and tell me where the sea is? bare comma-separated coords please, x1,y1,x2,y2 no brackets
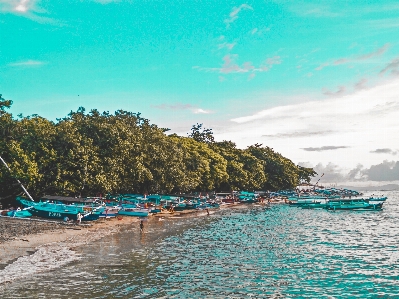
1,191,398,298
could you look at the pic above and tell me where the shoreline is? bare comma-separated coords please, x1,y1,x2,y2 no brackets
0,202,269,285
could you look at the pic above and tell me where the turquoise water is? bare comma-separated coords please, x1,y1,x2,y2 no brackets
2,191,399,298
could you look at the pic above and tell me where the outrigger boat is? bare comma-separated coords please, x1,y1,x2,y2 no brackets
367,196,387,202
286,198,322,206
17,197,102,221
7,208,32,218
326,198,383,211
117,207,149,217
300,202,328,209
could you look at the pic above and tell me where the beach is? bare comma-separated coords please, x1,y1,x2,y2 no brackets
0,215,141,284
0,202,254,285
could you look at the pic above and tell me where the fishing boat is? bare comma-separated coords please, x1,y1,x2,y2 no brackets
367,196,387,202
17,196,101,221
31,203,101,221
300,202,328,209
117,207,149,217
286,197,323,206
6,208,32,218
326,198,383,211
100,207,121,218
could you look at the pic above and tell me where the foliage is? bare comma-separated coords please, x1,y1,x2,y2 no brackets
0,96,316,203
188,123,215,143
0,94,12,116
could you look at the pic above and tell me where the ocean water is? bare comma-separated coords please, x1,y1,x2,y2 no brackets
2,191,399,298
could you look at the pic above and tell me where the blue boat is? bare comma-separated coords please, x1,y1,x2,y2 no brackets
7,209,32,218
300,202,328,209
367,196,387,202
117,207,149,217
326,198,383,211
17,197,101,221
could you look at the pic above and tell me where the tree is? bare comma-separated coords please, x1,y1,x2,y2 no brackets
298,166,317,184
0,94,12,116
212,141,266,191
247,145,300,191
188,123,215,143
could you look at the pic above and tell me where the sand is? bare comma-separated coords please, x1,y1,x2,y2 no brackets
0,202,273,285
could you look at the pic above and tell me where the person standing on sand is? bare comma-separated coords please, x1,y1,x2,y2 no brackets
140,220,144,232
77,212,82,224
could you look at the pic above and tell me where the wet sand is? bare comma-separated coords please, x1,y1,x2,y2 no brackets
0,216,141,266
0,202,272,285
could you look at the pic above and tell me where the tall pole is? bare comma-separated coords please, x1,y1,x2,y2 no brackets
0,156,34,201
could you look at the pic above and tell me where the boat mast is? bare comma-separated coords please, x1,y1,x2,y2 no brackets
0,155,34,201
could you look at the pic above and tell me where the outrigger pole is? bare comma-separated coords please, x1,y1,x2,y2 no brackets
0,155,34,201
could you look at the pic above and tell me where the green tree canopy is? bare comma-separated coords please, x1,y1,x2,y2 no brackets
0,96,316,204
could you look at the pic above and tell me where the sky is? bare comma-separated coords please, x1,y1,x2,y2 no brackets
1,0,399,187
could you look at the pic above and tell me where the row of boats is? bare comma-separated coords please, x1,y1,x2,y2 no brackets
2,187,387,222
3,194,226,221
285,196,387,211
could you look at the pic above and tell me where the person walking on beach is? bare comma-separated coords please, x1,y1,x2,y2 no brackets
140,220,144,232
77,212,82,224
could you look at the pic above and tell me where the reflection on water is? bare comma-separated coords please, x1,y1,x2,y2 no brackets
3,191,399,298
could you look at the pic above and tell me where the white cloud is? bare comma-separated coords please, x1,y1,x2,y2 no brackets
1,0,38,14
315,44,390,71
192,108,212,114
8,59,45,66
0,0,56,23
151,103,213,115
193,55,281,76
216,77,399,171
224,4,253,28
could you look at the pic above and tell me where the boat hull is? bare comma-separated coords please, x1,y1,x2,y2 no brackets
30,207,100,221
326,203,383,211
117,209,149,217
7,210,32,218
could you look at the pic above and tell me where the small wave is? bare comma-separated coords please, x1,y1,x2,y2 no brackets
0,243,80,285
0,224,121,286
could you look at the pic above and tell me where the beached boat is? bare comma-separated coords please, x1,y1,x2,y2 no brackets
17,197,101,221
100,207,121,218
326,198,383,211
6,209,32,218
117,207,149,217
30,203,101,221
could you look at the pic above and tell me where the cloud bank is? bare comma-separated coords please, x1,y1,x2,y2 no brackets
301,161,399,184
302,146,349,152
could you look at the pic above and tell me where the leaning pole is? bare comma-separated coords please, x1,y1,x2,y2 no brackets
0,155,34,201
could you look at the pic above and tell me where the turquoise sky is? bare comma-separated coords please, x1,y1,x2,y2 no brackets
1,0,399,184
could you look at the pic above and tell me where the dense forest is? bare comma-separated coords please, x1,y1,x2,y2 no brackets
0,94,316,204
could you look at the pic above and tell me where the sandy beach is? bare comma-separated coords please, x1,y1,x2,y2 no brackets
0,215,142,284
0,202,271,286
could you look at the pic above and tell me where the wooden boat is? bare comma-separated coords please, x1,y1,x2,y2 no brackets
31,203,101,221
286,198,322,206
326,198,383,211
367,196,387,202
300,202,328,209
100,207,121,218
6,209,32,218
17,197,101,221
117,207,149,217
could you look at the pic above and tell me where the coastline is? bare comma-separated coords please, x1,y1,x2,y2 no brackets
0,202,265,285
